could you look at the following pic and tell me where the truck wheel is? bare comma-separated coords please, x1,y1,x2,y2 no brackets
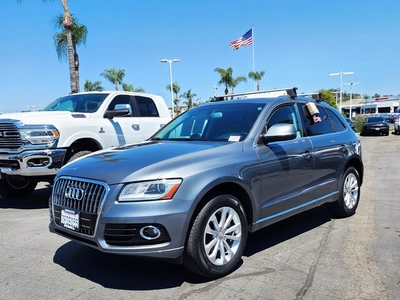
183,194,248,278
0,180,37,198
328,167,360,218
67,150,93,163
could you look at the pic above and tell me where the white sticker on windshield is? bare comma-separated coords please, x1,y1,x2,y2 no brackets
228,135,241,142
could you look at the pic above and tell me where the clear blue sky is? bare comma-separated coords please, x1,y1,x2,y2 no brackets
1,0,400,113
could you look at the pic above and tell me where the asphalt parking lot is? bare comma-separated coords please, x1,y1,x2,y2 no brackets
1,133,399,300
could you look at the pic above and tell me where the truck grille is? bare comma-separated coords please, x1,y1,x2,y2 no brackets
52,177,107,236
0,123,22,149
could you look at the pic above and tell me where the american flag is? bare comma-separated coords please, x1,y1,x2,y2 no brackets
229,28,253,50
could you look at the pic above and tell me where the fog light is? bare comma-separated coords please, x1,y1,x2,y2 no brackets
140,225,161,240
27,158,50,167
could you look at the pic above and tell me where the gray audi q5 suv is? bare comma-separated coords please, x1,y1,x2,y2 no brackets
49,88,363,278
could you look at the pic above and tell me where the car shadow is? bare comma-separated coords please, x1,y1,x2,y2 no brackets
244,205,331,257
0,184,51,209
52,205,332,289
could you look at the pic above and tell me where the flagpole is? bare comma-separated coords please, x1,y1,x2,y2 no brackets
252,25,255,90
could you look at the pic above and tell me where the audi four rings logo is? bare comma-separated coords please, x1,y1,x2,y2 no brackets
65,185,85,200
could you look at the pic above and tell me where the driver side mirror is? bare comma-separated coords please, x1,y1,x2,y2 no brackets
261,123,297,144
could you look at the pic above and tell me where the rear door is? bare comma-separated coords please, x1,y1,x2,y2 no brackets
132,96,168,139
296,103,349,202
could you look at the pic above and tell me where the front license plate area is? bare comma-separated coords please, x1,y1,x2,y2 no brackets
61,209,80,231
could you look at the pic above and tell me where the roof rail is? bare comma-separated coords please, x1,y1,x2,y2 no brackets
299,92,322,102
212,87,298,101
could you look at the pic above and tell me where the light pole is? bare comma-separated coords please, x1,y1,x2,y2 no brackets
161,58,179,118
329,71,354,113
343,82,360,119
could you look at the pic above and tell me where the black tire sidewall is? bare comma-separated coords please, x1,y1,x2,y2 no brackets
0,180,37,198
189,194,248,278
336,167,360,216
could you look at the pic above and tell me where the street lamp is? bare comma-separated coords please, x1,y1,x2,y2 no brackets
329,71,354,112
161,58,179,118
343,82,360,119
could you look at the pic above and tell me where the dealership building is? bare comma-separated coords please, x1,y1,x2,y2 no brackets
340,95,400,117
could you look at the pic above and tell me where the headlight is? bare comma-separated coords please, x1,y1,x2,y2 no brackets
118,179,182,202
19,125,60,145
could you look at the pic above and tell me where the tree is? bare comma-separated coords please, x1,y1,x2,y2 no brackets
84,80,103,92
214,67,234,95
248,71,265,91
319,89,337,108
54,13,87,93
231,75,247,94
122,83,145,92
180,89,197,110
167,82,181,115
18,0,79,93
101,68,125,91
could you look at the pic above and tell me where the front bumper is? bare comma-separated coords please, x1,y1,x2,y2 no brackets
0,148,67,177
49,183,191,260
363,126,389,134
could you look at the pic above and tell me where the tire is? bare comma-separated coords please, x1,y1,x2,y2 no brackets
67,150,93,164
183,194,248,278
328,167,360,218
0,180,37,198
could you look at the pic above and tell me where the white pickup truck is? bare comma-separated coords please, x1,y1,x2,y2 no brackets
0,91,171,198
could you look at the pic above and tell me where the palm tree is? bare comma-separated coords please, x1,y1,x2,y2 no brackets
122,83,145,92
54,13,87,93
101,68,125,91
214,67,234,95
231,75,247,94
84,80,103,92
180,89,198,110
167,82,180,114
18,0,78,93
248,71,265,91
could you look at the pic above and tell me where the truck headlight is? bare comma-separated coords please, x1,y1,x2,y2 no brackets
118,179,182,202
19,125,60,145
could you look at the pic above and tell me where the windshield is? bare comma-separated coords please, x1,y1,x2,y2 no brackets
367,117,383,122
42,93,109,112
154,102,265,142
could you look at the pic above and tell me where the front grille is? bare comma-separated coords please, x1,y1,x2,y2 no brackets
0,123,22,149
52,177,107,236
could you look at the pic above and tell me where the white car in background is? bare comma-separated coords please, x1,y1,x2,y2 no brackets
393,117,400,134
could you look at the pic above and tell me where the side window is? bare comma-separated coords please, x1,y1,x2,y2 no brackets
299,104,332,136
327,108,347,132
135,96,159,117
107,95,134,117
265,105,302,137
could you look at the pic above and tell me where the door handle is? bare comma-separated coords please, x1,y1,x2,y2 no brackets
132,124,140,131
302,150,312,161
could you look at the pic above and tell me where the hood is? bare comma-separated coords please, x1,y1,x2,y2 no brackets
0,111,91,125
58,140,244,185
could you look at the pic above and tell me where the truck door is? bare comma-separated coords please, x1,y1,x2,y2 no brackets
103,95,143,147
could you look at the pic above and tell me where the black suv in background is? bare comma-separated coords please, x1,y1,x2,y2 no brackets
360,115,389,136
49,88,364,278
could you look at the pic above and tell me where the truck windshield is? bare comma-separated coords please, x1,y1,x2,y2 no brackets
153,102,266,142
42,93,109,112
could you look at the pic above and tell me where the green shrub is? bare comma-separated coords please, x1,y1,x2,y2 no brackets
353,116,367,133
